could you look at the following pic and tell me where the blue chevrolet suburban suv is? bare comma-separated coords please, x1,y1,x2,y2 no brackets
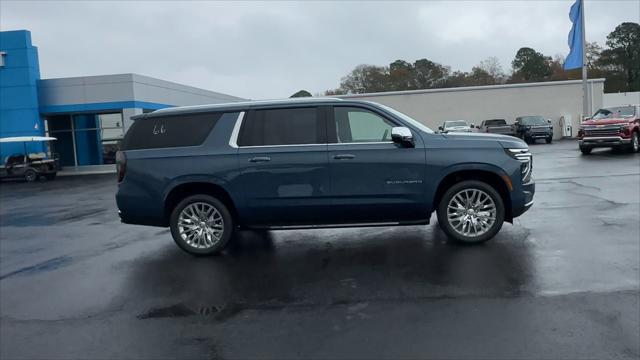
116,98,534,255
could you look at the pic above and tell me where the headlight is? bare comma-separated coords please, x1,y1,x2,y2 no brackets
506,148,532,183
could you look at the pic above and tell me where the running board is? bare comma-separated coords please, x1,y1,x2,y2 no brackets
248,218,430,230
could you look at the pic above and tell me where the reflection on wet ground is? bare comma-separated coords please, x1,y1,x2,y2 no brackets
1,140,638,359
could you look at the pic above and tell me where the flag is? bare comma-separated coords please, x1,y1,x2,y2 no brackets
564,0,584,70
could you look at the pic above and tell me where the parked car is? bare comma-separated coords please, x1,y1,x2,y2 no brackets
514,116,553,144
478,119,516,136
578,105,640,155
116,98,535,255
0,136,60,182
438,120,474,133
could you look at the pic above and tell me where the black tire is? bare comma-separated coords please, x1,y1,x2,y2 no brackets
580,146,592,155
24,169,38,183
631,132,639,153
44,173,57,181
436,180,505,244
546,137,552,144
169,194,233,256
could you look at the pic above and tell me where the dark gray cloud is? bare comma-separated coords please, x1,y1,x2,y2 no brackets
2,1,638,99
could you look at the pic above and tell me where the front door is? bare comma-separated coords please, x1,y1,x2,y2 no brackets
327,106,427,224
236,107,331,226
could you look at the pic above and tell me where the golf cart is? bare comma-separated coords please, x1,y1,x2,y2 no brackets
0,136,61,182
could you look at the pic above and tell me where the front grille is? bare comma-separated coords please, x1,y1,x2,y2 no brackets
584,129,620,137
530,126,549,134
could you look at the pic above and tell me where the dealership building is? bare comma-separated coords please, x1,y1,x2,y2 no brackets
0,30,244,168
2,29,626,172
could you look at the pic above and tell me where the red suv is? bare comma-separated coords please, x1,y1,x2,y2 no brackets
578,105,640,155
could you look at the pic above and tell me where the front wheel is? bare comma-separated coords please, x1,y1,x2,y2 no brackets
437,180,505,244
169,194,233,255
546,137,552,144
580,146,592,155
631,132,639,153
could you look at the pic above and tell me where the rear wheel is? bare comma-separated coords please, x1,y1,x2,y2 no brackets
580,146,592,155
437,180,505,244
169,194,233,255
44,173,57,181
24,169,38,183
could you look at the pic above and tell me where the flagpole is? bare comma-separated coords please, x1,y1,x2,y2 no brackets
581,0,589,119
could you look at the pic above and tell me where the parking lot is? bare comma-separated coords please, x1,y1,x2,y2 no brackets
0,140,638,359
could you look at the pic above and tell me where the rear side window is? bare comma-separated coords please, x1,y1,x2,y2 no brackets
484,119,506,126
122,112,222,150
238,107,322,146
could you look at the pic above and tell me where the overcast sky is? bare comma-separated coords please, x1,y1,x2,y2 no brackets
2,1,639,99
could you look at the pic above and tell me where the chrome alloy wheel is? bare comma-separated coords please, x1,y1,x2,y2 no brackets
177,202,224,249
447,189,497,237
633,133,639,152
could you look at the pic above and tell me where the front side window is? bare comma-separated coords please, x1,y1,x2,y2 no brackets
334,107,395,143
238,107,321,146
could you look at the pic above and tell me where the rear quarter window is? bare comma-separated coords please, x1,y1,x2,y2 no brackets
122,112,222,150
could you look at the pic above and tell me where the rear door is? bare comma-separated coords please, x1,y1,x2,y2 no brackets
235,106,331,226
327,106,427,224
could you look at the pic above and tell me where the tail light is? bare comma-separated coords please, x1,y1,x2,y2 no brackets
116,151,126,183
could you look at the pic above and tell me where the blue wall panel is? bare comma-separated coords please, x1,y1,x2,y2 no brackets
0,30,43,158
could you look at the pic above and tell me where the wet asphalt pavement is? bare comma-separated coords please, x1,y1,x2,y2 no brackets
1,140,639,359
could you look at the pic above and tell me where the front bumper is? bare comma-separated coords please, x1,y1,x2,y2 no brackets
512,180,535,218
526,132,552,139
579,136,631,148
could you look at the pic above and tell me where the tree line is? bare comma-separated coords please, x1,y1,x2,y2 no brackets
291,22,639,97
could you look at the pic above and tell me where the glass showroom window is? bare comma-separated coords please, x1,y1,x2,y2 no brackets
44,112,124,166
99,113,124,164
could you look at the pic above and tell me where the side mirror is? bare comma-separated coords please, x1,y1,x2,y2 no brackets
391,127,414,148
547,119,552,124
438,126,443,131
470,123,475,128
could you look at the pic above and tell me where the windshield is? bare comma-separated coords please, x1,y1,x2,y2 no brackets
592,106,635,119
378,104,434,133
519,116,547,125
445,121,468,128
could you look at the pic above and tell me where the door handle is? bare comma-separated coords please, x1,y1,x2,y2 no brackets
333,154,355,160
249,156,271,163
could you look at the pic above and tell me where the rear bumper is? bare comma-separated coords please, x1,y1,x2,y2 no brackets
118,210,166,227
579,136,631,148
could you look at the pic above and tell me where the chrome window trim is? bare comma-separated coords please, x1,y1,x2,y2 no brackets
328,141,394,146
235,141,395,149
228,111,245,148
238,143,327,149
